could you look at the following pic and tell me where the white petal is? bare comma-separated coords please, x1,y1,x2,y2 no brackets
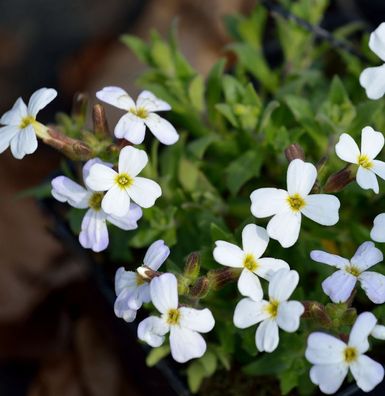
143,240,170,270
309,364,348,394
1,97,28,125
255,258,290,281
213,241,244,268
96,86,135,110
302,194,340,226
305,332,346,364
256,319,279,352
101,184,130,217
233,298,270,329
356,166,379,193
107,203,142,230
369,23,385,62
268,269,299,302
241,224,268,259
82,158,112,182
349,312,377,353
136,90,171,112
359,271,385,304
372,160,385,180
179,307,215,333
85,163,116,191
359,65,385,100
126,284,151,310
27,88,57,117
310,250,349,269
276,301,304,332
150,273,178,313
335,133,360,163
114,294,137,322
361,126,385,159
371,325,385,340
169,326,206,363
237,269,263,301
371,213,385,242
128,177,162,208
287,159,317,196
250,188,288,218
114,113,146,143
51,176,89,208
266,211,301,248
351,241,383,271
0,126,19,153
118,146,148,177
10,125,37,159
79,209,109,252
322,270,357,303
144,113,179,145
115,267,137,296
137,316,169,347
350,355,384,392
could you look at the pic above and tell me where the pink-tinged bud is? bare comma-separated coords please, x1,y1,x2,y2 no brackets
184,252,200,281
207,268,241,290
136,266,162,281
285,144,305,162
189,276,210,298
324,165,354,193
92,104,110,137
71,92,88,121
302,301,332,327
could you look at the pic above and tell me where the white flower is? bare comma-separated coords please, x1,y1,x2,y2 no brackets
213,224,289,299
233,268,304,353
250,159,340,248
306,312,384,394
371,324,385,340
0,88,57,159
137,273,215,363
310,241,385,304
51,158,142,252
335,127,385,193
96,87,179,145
85,146,162,217
114,240,170,322
371,213,385,242
360,23,385,100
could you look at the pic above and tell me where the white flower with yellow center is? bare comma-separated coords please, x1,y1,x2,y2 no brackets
335,127,385,193
51,158,142,252
233,269,304,353
114,240,170,322
137,273,215,363
306,312,384,394
85,146,162,218
96,87,179,145
213,224,289,299
311,241,385,304
360,23,385,100
250,159,340,248
0,88,57,159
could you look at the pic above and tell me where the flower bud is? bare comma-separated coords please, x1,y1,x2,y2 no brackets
207,268,241,290
71,92,88,122
136,266,161,281
324,165,355,193
184,252,200,281
92,104,110,137
302,301,332,327
189,276,210,299
285,143,305,162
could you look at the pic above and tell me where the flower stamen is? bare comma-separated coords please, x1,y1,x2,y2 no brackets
19,115,35,129
345,265,361,277
358,154,373,169
115,173,133,189
166,308,180,325
287,193,306,212
130,107,148,119
344,346,358,363
88,192,104,211
265,299,279,318
243,254,258,271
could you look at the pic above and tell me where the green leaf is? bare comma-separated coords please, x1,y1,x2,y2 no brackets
206,59,226,122
215,103,238,127
121,35,150,63
278,368,299,395
16,182,52,199
187,361,206,394
187,135,218,159
67,208,85,234
150,39,174,75
188,74,205,112
200,350,217,376
146,345,170,367
178,158,200,192
210,223,233,243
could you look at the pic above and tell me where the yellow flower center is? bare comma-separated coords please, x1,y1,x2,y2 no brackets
19,115,36,129
88,192,104,211
166,308,180,325
344,347,358,363
358,154,373,169
115,173,133,189
243,254,258,271
130,107,148,119
287,193,306,212
136,273,145,286
265,300,279,318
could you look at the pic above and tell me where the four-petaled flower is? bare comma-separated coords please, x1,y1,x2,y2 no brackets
0,88,57,159
335,127,385,193
250,159,340,248
213,224,289,299
233,268,304,353
51,158,142,252
96,87,179,145
137,273,215,363
85,146,162,217
360,23,385,100
114,240,170,322
306,312,384,394
310,241,385,304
